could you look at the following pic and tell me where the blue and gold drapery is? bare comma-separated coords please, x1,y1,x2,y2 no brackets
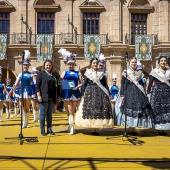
36,34,54,62
135,35,152,61
0,34,7,60
84,35,101,60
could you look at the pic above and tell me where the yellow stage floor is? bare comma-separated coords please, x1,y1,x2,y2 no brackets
0,111,170,170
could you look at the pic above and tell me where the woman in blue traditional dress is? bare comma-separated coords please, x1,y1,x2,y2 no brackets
12,82,20,117
110,74,119,102
110,74,119,112
0,67,6,121
98,53,106,72
5,78,13,119
115,57,153,135
31,67,39,122
147,55,170,136
75,58,113,135
58,48,83,135
10,50,33,128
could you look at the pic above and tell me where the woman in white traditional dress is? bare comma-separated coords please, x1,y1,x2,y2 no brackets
75,57,113,135
147,55,170,135
115,57,153,135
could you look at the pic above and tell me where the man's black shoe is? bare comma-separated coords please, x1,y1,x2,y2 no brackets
47,129,55,135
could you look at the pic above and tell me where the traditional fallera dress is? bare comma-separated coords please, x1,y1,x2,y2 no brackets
61,70,81,101
147,68,170,130
75,68,113,128
115,68,153,128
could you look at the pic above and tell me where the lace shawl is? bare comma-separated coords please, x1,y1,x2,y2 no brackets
84,68,110,97
150,68,170,87
122,68,146,95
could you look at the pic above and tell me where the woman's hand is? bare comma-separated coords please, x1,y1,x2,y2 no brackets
147,94,150,101
73,86,79,90
121,96,124,101
57,96,61,102
37,95,42,103
8,91,12,96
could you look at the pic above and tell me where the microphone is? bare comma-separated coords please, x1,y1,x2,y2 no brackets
125,52,128,63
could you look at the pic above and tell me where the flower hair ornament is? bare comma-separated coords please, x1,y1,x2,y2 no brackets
58,48,77,64
98,53,106,66
112,73,117,82
136,60,145,71
32,67,39,76
18,50,31,65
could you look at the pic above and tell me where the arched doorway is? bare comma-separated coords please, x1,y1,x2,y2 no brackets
1,68,16,85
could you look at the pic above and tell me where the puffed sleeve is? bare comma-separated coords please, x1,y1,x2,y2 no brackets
147,75,155,94
100,75,110,95
120,76,125,96
81,75,88,96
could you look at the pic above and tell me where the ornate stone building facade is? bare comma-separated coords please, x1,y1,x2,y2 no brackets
0,0,169,86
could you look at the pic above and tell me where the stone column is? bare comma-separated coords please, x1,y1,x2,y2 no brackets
106,55,124,87
112,0,122,42
159,0,169,42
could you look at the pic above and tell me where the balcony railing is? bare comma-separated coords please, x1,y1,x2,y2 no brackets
6,33,109,45
125,34,159,45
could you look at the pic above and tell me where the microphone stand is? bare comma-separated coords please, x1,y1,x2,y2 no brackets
5,51,38,145
106,52,143,145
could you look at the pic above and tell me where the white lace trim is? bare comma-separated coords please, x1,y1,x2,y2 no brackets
122,68,144,82
84,68,110,97
84,68,103,81
150,68,170,87
75,98,114,128
122,69,146,95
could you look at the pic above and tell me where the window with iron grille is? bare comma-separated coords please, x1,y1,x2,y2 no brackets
83,13,99,34
131,14,147,44
37,13,55,34
0,13,10,43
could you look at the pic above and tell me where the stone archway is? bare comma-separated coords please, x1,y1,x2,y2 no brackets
1,68,16,85
76,60,90,77
128,0,152,7
33,0,56,5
